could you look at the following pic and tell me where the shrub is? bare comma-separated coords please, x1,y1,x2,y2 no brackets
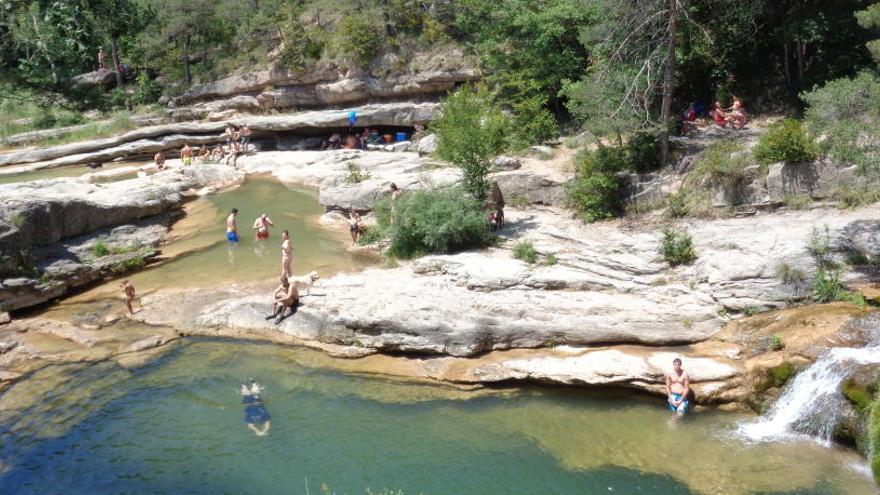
513,241,538,264
835,184,880,209
134,72,161,105
808,225,836,269
626,131,661,173
869,392,880,485
775,262,808,295
336,13,383,66
434,87,509,202
811,268,850,303
356,225,384,245
801,71,880,173
375,187,492,258
543,253,558,266
344,163,371,184
92,241,110,257
696,139,751,186
659,227,697,266
782,194,811,210
767,334,784,351
567,171,620,222
509,195,532,209
753,119,818,165
110,257,145,274
666,191,688,218
508,95,559,151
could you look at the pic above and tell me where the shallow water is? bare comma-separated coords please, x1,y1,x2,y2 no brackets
0,162,140,185
42,177,370,319
0,340,875,495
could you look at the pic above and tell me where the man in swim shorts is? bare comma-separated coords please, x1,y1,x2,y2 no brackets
226,208,239,243
180,143,193,166
120,279,136,316
252,213,274,240
154,151,166,171
242,379,271,436
666,358,690,415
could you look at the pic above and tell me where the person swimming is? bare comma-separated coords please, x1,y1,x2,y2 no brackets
242,379,271,436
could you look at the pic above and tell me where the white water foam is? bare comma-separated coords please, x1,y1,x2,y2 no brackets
739,345,880,444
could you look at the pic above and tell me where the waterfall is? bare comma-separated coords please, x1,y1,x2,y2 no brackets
739,345,880,444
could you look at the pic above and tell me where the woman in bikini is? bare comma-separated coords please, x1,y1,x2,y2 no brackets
728,96,747,130
280,229,293,278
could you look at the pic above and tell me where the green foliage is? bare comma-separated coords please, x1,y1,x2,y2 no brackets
625,131,662,173
695,140,751,186
782,194,811,210
856,2,880,65
344,163,371,184
566,168,620,223
356,225,384,246
543,253,558,266
512,241,538,264
808,225,836,269
507,95,559,151
509,195,532,209
109,257,145,274
279,3,324,70
801,72,880,173
434,87,509,202
767,333,785,351
336,13,384,66
666,192,688,218
842,378,873,412
134,73,162,105
775,262,809,295
753,119,818,165
92,241,111,257
660,228,697,266
869,387,880,485
810,268,865,306
375,187,492,259
834,183,880,208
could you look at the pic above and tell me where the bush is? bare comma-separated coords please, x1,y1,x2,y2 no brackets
696,139,751,186
810,268,866,305
666,191,688,218
543,253,558,266
92,241,110,257
134,72,162,105
626,131,661,173
869,393,880,485
753,119,818,165
659,227,697,266
375,187,492,258
508,95,559,151
434,87,509,201
775,262,808,295
513,241,538,264
782,194,811,210
567,171,620,222
344,163,371,184
801,71,880,172
767,334,785,351
356,225,384,246
835,183,880,209
336,13,383,66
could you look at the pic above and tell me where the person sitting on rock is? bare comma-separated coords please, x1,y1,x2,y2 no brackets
226,140,242,168
197,145,209,164
666,358,691,416
266,275,299,324
154,151,166,171
211,145,225,162
343,133,357,149
709,101,728,128
727,96,748,130
321,133,341,151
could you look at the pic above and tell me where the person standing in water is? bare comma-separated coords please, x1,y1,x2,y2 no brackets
241,379,271,436
120,279,136,316
666,358,691,416
280,229,292,278
252,213,274,240
226,208,239,243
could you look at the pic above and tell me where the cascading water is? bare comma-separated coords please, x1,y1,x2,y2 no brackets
739,344,880,444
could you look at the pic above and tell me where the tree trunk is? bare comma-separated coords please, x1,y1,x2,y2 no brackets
659,0,678,166
110,35,123,88
182,31,192,86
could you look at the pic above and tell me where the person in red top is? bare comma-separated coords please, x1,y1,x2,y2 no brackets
710,101,728,127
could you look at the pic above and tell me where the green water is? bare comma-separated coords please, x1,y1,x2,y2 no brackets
0,340,874,495
44,177,369,317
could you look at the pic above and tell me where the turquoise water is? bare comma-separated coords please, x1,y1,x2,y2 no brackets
0,340,874,495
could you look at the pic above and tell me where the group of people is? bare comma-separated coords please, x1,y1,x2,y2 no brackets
682,97,748,132
150,124,255,171
225,208,299,323
321,127,389,151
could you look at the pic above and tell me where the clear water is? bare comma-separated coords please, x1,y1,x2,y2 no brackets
42,177,370,319
0,340,874,495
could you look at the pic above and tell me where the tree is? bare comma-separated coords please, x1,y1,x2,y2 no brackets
434,87,509,202
137,0,218,86
856,1,880,65
94,0,144,88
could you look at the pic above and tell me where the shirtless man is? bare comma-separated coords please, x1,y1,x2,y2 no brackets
181,143,193,166
666,358,691,415
226,208,239,243
240,124,252,152
224,124,236,146
120,279,136,316
154,151,166,171
265,275,299,324
198,144,209,163
226,140,242,168
252,213,274,240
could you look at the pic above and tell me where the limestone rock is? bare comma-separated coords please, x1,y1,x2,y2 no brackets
128,335,168,353
491,155,522,171
840,220,880,258
766,160,862,203
416,134,437,156
72,70,118,89
491,170,567,206
529,145,555,160
0,312,9,325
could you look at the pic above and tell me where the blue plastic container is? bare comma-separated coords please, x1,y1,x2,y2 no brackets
395,132,407,142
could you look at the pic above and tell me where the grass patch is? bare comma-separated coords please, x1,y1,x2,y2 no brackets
509,195,532,209
513,241,538,264
109,257,145,274
782,194,811,210
659,227,697,266
91,241,142,258
835,184,880,209
343,163,371,184
775,262,809,295
543,253,558,266
767,333,784,351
